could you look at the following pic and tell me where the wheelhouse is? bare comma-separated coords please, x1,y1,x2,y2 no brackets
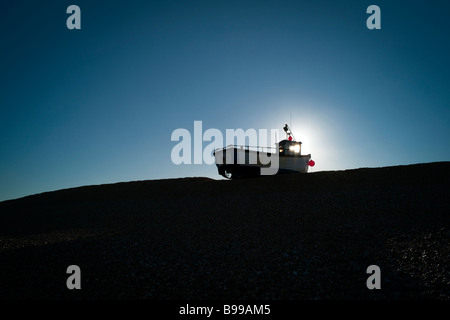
279,140,302,156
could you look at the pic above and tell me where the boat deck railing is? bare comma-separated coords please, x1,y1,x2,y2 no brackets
215,145,277,153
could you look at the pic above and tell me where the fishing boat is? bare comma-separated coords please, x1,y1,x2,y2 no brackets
213,124,314,179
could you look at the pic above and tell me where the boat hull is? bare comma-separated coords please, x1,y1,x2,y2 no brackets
214,147,311,178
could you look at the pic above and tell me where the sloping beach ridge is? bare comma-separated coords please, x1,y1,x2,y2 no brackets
1,162,449,299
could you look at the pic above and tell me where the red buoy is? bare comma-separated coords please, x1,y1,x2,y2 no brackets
308,160,315,167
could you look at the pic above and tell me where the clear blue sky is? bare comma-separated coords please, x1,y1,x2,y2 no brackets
1,0,449,201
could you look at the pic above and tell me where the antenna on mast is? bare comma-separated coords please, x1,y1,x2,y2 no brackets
290,112,292,130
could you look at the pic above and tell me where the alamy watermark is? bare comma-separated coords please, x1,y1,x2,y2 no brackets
66,265,81,289
171,121,280,175
66,5,380,31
